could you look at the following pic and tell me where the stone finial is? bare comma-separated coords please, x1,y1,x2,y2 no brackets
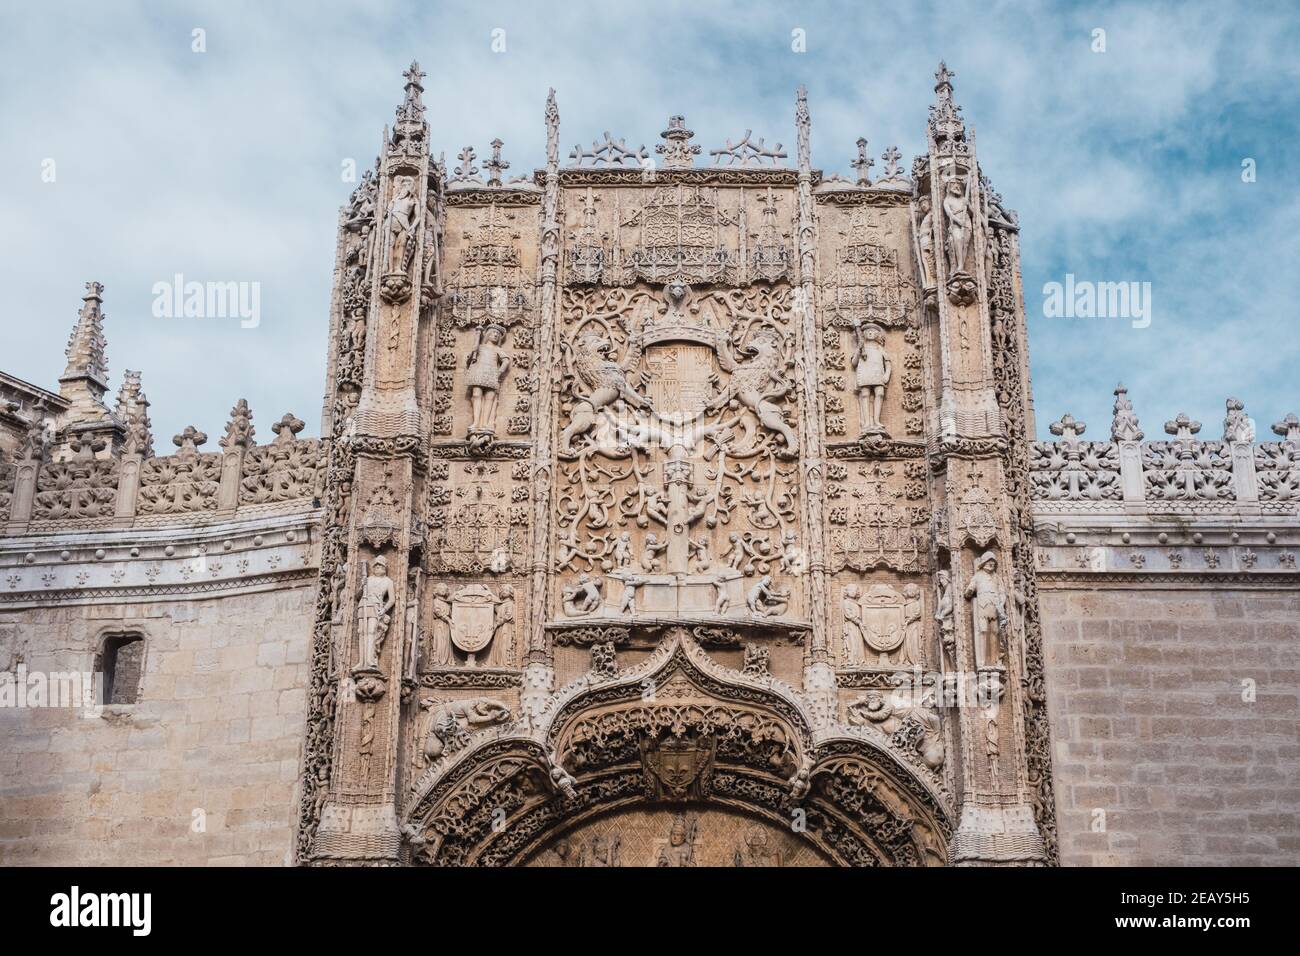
1164,412,1201,439
656,115,699,168
1049,413,1085,443
68,433,107,461
1111,383,1144,442
16,398,51,462
928,60,966,146
60,280,110,405
484,138,509,186
396,60,426,122
852,137,874,185
220,399,255,449
881,146,903,179
272,412,306,446
795,86,811,170
114,370,153,458
173,425,208,457
1222,397,1255,443
545,88,560,168
1271,413,1300,444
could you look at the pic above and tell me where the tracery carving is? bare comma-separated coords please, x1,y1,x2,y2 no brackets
1143,413,1234,503
1029,414,1120,502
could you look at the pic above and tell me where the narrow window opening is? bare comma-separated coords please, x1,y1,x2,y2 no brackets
98,634,145,705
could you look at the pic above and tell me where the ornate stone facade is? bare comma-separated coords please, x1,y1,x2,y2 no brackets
1,63,1296,868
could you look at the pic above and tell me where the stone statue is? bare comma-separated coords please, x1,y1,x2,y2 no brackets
356,555,396,671
965,551,1008,668
713,572,732,615
850,320,891,435
562,574,603,616
489,585,515,667
901,582,923,666
688,537,712,573
429,583,454,667
935,570,956,669
465,324,511,435
842,583,865,665
656,813,697,867
916,196,936,287
732,827,783,867
386,177,418,273
746,574,789,617
942,174,973,276
587,834,621,867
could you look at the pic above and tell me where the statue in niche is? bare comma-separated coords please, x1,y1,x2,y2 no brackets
385,176,418,273
934,570,956,668
901,583,924,666
331,559,349,622
612,531,634,569
559,316,648,457
640,532,667,572
562,574,604,616
403,569,421,682
842,583,866,665
746,574,789,617
465,323,511,436
942,174,973,276
916,196,936,288
965,551,1008,668
656,813,698,867
356,555,396,671
707,328,798,455
429,583,455,667
851,320,892,436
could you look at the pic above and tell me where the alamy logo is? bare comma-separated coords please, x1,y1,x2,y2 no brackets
1042,273,1152,328
49,886,151,936
151,273,261,328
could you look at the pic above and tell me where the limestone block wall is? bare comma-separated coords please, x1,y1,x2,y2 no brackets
0,585,313,865
1040,587,1299,866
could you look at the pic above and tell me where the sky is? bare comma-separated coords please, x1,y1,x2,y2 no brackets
1,0,1297,444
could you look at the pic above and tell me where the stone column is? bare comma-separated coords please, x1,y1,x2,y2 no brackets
312,63,433,864
922,63,1046,865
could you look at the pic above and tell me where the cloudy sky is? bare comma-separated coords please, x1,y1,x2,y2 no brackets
2,0,1296,444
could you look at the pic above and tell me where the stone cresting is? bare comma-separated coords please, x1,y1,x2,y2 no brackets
2,61,1295,868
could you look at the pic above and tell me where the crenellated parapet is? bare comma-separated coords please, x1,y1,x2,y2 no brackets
1032,389,1300,585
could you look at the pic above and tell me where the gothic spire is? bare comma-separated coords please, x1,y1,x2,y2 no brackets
58,280,115,429
795,85,811,171
1111,383,1143,442
928,60,967,149
115,369,153,457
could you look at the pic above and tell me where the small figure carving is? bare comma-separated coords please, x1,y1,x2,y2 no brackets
611,531,634,569
640,532,668,572
429,583,455,667
587,834,621,867
656,813,698,867
901,583,923,666
562,574,604,616
490,585,515,667
688,537,713,573
965,551,1008,668
850,319,892,436
465,324,511,436
942,175,973,276
733,827,784,867
617,576,640,615
934,570,956,669
386,177,418,273
713,572,732,615
842,583,865,665
916,196,936,288
356,555,396,671
746,574,789,617
422,697,511,761
777,531,803,574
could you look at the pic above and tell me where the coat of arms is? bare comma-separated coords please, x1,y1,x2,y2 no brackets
640,731,716,801
449,584,497,659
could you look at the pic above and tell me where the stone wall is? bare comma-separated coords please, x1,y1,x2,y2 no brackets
1041,587,1299,866
0,585,313,865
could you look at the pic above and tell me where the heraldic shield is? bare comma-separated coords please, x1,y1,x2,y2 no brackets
449,584,497,658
